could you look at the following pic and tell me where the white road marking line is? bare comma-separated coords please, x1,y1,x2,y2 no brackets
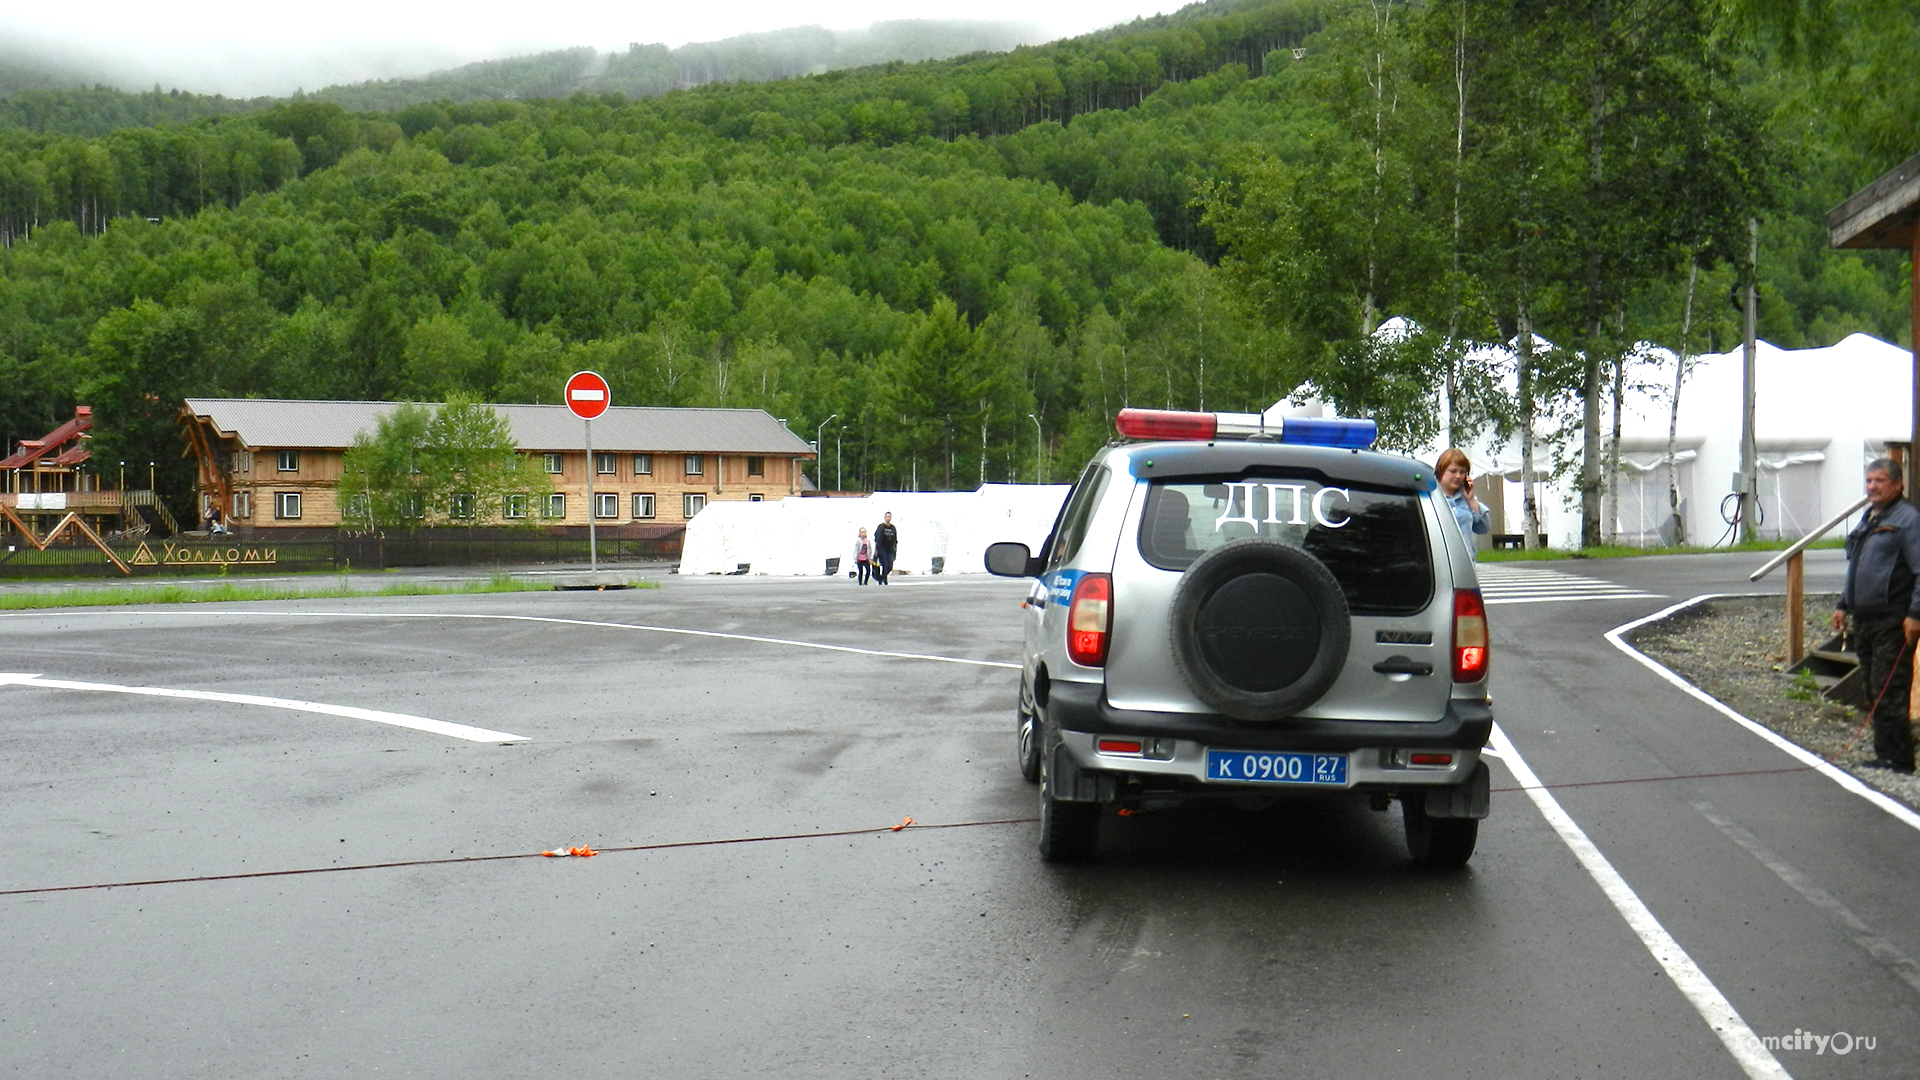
1693,800,1920,995
0,610,1024,670
1482,591,1666,599
1476,566,1663,606
1605,596,1920,836
1492,723,1793,1080
0,672,529,744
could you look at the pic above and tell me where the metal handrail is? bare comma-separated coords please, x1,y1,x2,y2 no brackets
1749,494,1870,581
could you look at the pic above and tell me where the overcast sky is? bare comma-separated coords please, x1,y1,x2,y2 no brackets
9,1,1177,98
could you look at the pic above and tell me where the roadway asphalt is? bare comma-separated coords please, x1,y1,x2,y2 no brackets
3,547,1913,1078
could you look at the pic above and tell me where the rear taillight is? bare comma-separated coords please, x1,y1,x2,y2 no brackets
1066,573,1113,666
1452,588,1488,682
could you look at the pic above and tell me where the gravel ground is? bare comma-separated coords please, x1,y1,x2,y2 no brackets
1628,593,1920,809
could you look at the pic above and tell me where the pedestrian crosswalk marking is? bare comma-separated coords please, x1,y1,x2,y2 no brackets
1474,565,1662,606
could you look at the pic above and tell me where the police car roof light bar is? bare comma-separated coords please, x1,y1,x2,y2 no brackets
1115,409,1377,449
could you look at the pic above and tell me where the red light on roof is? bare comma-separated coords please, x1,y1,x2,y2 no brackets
1115,409,1217,441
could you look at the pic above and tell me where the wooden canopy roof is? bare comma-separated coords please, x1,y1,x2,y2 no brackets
1828,149,1920,250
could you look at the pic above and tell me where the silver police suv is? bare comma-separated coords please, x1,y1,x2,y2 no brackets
985,409,1492,866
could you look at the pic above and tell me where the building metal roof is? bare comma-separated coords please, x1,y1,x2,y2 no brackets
1,406,92,470
181,399,816,456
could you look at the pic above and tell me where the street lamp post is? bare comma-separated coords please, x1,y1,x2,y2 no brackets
815,414,837,490
1028,413,1044,485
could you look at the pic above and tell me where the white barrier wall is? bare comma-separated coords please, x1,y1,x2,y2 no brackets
678,484,1072,576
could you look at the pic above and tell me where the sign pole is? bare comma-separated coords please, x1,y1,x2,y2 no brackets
586,416,597,574
564,370,611,577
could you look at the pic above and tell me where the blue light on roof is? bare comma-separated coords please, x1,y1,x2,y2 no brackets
1280,417,1378,449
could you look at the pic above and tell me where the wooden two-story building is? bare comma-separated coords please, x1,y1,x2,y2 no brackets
178,399,816,534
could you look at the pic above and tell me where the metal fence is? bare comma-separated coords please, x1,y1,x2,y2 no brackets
0,526,685,580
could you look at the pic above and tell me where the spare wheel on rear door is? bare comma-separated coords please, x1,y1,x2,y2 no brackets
1169,538,1350,720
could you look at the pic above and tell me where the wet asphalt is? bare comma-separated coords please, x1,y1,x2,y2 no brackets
4,548,1916,1078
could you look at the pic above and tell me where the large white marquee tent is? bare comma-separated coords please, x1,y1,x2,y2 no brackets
1416,331,1912,550
678,483,1071,577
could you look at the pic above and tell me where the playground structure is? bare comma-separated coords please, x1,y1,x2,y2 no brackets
2,406,180,575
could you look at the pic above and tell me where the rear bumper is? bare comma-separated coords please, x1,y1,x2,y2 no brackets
1046,679,1493,752
1046,679,1490,793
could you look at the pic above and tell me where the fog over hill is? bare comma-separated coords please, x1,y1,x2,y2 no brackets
2,1,1160,99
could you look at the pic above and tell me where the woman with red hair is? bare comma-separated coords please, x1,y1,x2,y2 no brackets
1435,448,1490,558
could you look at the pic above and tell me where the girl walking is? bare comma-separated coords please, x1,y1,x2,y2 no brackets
853,527,873,585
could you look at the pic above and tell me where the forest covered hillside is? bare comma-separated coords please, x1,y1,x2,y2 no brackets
0,0,1913,528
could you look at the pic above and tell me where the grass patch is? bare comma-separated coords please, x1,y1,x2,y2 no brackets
0,572,640,611
1479,537,1845,562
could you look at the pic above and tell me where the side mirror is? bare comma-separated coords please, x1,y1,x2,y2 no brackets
984,541,1043,578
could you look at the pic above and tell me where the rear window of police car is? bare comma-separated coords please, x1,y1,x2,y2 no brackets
1138,475,1433,615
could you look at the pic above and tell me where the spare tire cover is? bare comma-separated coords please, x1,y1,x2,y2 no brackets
1169,539,1351,721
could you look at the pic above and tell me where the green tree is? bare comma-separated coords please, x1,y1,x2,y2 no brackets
339,402,433,531
422,395,550,527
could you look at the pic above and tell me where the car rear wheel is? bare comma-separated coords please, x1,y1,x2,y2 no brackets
1039,791,1100,863
1403,796,1478,868
1016,677,1042,783
1169,539,1351,721
1037,718,1099,862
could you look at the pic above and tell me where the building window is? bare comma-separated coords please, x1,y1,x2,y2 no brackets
274,491,301,519
596,453,616,475
503,493,527,519
234,491,253,519
684,492,706,518
747,456,765,477
595,492,619,519
633,493,655,519
684,454,704,476
236,451,253,474
748,493,764,502
544,493,566,518
543,453,564,474
633,454,653,475
450,493,476,519
277,450,299,472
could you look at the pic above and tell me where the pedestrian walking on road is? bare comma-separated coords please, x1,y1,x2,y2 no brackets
853,527,873,585
1435,448,1490,558
1832,458,1920,774
873,512,898,585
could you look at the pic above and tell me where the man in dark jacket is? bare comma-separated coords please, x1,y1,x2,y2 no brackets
1832,458,1920,773
873,512,898,585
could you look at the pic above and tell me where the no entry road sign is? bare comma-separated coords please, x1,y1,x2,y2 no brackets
565,371,610,419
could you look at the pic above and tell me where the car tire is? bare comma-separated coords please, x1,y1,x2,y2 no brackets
1016,677,1042,783
1403,796,1478,868
1037,719,1099,862
1169,539,1351,721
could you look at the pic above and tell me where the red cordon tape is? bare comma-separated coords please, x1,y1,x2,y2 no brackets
0,817,1036,897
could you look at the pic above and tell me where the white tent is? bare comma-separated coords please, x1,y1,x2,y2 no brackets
678,484,1071,577
1414,330,1912,548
